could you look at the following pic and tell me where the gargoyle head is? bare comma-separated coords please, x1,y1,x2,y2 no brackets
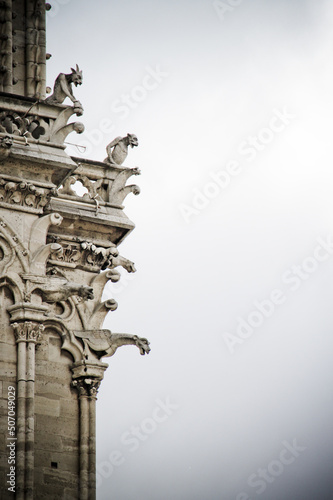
122,259,136,273
133,335,151,355
70,64,83,87
1,135,13,148
78,285,94,300
127,134,138,148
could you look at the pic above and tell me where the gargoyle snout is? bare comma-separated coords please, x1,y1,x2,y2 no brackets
78,285,94,300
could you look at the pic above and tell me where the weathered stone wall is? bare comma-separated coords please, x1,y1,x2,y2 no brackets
0,318,81,499
34,330,79,499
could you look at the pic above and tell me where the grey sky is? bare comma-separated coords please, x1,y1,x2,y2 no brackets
46,1,333,499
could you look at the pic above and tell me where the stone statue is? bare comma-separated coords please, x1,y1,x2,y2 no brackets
73,330,151,358
46,65,83,115
104,133,138,165
38,278,94,302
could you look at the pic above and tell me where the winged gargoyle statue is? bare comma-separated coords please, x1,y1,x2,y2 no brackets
73,330,150,359
37,277,94,302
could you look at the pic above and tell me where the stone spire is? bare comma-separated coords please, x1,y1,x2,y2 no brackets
0,0,47,98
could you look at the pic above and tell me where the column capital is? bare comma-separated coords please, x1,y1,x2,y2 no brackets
72,377,101,398
11,321,45,343
71,360,108,398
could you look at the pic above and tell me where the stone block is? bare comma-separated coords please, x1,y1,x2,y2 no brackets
36,415,78,438
35,433,62,452
42,469,78,488
60,398,79,420
0,342,16,364
35,395,60,417
35,449,79,473
60,435,79,453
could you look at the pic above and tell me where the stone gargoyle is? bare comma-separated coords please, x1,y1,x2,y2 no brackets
0,135,13,159
104,133,138,165
73,330,150,358
101,253,136,272
38,277,94,303
46,65,83,116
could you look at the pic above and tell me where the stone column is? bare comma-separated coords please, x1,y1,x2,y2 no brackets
12,321,44,500
88,389,97,500
72,378,101,500
16,339,27,500
72,361,108,500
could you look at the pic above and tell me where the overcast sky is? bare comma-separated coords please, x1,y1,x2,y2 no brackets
46,1,333,499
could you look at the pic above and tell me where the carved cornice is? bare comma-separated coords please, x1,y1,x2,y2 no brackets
47,235,133,273
11,321,45,343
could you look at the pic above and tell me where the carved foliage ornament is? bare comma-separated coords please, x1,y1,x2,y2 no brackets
72,377,101,397
0,179,51,210
12,321,45,343
47,238,123,272
53,243,81,265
